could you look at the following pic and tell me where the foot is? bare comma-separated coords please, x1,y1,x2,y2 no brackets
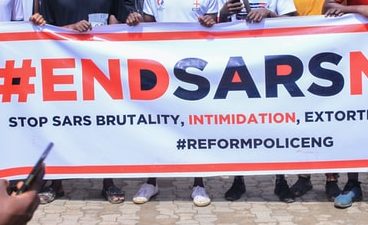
290,176,313,197
101,184,125,204
274,179,295,203
133,183,159,204
38,186,65,204
334,180,362,209
325,180,341,201
191,186,211,207
225,177,246,201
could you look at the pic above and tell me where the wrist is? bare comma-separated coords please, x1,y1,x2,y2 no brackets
266,9,274,18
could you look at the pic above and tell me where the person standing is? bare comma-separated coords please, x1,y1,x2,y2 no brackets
126,0,218,207
267,1,342,205
37,0,134,204
323,0,367,209
218,0,297,203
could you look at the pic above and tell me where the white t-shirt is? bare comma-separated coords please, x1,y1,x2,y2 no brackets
218,0,296,16
143,0,218,22
0,0,23,21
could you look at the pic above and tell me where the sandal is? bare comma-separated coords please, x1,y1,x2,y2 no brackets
38,186,65,204
102,185,125,204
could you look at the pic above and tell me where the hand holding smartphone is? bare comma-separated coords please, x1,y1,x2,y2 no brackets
16,142,53,195
226,0,250,18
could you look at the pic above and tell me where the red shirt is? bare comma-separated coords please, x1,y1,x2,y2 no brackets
336,0,368,5
348,0,368,4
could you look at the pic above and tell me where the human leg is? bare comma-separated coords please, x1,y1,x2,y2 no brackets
334,173,362,208
38,180,64,204
101,178,125,204
224,176,246,201
325,173,341,201
290,174,313,197
274,175,295,203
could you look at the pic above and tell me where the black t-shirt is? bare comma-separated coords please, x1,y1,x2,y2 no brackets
40,0,132,26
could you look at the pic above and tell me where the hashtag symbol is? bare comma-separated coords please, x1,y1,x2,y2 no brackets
176,139,186,150
0,59,36,102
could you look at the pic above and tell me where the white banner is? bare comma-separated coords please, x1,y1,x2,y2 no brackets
1,14,368,179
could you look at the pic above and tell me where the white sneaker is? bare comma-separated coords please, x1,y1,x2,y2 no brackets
132,183,159,204
191,186,211,207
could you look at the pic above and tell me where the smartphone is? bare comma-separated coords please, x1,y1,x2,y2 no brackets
235,0,251,20
16,142,53,195
242,0,252,13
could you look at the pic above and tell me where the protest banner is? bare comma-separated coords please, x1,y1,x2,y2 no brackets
1,15,367,179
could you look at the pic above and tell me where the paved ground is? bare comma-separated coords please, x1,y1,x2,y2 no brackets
29,173,368,225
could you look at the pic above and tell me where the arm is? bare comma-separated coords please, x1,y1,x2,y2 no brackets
63,21,92,32
325,0,368,17
218,0,244,22
246,0,296,23
29,13,46,26
246,8,294,23
126,12,144,26
125,12,155,26
39,0,91,32
198,13,217,27
198,0,218,27
110,0,134,24
143,14,156,22
127,0,156,26
34,0,40,13
246,8,275,23
325,0,347,12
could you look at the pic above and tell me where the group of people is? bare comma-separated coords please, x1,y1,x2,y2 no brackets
1,0,367,223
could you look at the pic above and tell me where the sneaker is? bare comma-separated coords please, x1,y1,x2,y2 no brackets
132,183,159,204
334,180,362,209
191,186,211,207
274,179,295,203
290,176,313,197
225,177,246,201
325,181,341,201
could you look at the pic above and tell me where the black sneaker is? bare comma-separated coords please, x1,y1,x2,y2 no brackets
225,176,246,201
325,181,341,201
290,176,313,197
274,179,295,203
